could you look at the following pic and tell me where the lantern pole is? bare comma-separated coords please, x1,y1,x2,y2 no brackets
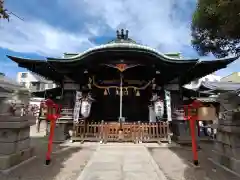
45,101,61,165
189,116,198,165
119,73,123,128
46,116,56,165
185,100,201,166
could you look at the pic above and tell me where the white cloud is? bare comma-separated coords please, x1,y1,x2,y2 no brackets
0,0,238,77
76,0,194,52
0,18,95,56
1,0,195,57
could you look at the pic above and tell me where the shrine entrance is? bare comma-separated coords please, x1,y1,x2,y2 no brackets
90,88,150,122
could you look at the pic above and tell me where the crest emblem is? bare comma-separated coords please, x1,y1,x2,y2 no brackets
116,64,127,72
104,63,141,72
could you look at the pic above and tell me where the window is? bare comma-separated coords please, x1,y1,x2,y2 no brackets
35,83,40,91
21,73,28,78
20,82,26,87
48,83,53,89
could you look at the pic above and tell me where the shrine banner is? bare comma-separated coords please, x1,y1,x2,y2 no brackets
80,100,91,118
73,91,82,122
165,90,172,121
154,100,164,118
149,105,156,122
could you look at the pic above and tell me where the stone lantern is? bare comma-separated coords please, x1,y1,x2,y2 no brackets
0,73,33,171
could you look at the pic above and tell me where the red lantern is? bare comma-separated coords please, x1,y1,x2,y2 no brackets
45,99,62,165
183,100,202,166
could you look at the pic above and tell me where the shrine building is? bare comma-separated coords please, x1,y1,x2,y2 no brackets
7,29,237,136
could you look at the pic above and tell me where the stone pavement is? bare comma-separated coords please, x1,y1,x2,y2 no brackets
0,124,97,180
1,123,238,180
77,143,168,180
149,142,240,180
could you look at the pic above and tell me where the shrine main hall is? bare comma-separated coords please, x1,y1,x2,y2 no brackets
8,29,237,124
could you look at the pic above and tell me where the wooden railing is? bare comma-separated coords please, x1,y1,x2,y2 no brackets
72,121,171,143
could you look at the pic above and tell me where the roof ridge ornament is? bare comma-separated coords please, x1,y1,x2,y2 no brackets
116,29,129,40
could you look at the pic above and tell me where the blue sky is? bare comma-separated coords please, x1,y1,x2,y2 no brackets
0,0,239,79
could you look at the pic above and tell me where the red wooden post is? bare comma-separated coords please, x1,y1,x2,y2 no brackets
189,116,198,165
184,100,202,166
45,99,61,165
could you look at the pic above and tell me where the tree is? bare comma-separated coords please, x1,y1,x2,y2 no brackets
0,0,9,20
191,0,240,58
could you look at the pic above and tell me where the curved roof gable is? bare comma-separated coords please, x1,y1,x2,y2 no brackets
48,42,199,63
47,29,198,63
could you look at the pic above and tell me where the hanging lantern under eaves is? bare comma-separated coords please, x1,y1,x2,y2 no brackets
154,99,164,118
80,96,95,118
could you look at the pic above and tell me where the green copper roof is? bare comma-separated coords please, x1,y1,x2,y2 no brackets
63,52,181,59
165,53,181,58
49,29,189,63
48,42,198,63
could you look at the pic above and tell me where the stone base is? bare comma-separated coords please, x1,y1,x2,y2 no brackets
212,149,240,175
53,122,73,142
0,147,34,170
0,138,30,155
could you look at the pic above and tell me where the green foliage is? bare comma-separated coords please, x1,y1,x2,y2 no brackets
191,0,240,58
0,0,9,20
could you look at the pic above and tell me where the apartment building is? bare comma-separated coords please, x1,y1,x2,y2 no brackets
220,72,240,83
17,72,57,92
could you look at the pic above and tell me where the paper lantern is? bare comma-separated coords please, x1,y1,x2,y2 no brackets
80,100,92,118
154,100,164,118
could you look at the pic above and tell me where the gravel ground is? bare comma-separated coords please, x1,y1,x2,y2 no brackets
0,124,97,180
148,142,239,180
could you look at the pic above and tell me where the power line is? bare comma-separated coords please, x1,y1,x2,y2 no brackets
8,11,24,21
0,0,24,21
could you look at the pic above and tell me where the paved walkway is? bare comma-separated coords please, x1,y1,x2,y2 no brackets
77,144,167,180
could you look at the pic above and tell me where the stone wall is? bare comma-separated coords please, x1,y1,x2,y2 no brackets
0,116,33,170
0,97,10,115
212,91,240,175
0,86,33,170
